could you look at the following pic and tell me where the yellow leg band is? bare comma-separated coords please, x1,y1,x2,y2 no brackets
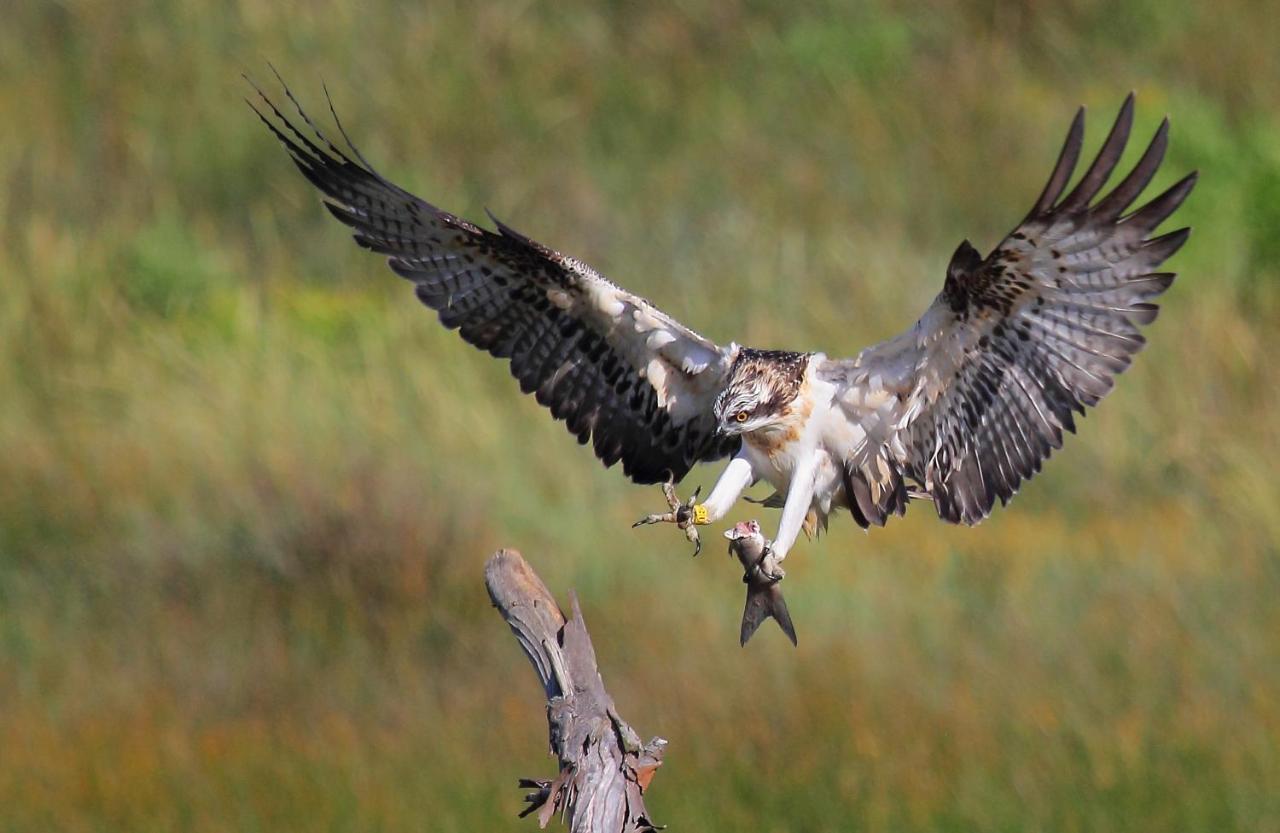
691,504,710,525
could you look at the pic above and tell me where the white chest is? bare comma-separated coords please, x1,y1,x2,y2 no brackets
741,437,805,491
740,367,844,506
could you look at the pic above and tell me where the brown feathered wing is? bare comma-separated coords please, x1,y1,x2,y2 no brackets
823,94,1196,526
250,79,739,484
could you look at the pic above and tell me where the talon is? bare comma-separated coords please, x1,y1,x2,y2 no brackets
740,541,785,583
633,512,675,528
634,478,708,557
685,525,702,557
757,547,786,583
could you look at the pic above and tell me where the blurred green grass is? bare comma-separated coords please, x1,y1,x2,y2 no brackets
3,1,1280,830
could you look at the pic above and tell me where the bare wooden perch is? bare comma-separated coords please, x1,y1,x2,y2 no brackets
485,549,667,833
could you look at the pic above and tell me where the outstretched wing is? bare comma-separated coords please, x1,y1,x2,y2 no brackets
823,94,1195,526
250,78,739,484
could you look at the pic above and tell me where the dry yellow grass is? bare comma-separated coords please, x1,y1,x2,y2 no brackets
2,1,1279,830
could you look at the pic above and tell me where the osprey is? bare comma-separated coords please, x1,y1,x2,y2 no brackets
252,80,1195,580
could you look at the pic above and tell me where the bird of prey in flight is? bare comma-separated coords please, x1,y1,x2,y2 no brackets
251,78,1194,581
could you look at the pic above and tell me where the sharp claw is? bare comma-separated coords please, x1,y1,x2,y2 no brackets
686,526,702,557
636,479,709,557
633,512,675,527
756,546,786,583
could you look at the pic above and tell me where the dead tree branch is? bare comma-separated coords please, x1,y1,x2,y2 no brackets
485,549,667,833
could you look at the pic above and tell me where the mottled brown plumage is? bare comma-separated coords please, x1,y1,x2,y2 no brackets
253,79,1193,569
714,349,810,421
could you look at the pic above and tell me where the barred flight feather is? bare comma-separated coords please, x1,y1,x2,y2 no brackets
254,76,1194,546
248,76,739,484
824,93,1196,525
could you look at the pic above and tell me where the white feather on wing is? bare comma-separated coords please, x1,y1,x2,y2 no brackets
822,94,1196,525
248,77,740,484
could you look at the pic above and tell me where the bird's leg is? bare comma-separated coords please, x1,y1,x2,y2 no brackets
728,523,783,585
632,476,705,556
758,457,819,581
756,541,785,584
632,457,755,558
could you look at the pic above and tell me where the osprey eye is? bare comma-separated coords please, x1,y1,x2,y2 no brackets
735,411,749,423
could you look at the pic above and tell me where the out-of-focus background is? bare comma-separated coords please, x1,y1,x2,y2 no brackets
3,1,1279,830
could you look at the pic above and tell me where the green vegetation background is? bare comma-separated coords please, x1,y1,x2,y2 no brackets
4,1,1279,830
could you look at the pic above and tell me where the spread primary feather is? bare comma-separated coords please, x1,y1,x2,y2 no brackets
252,80,1194,564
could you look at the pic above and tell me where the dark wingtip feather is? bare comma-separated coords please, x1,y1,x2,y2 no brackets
1124,170,1198,234
320,80,383,175
1139,226,1191,267
485,207,557,257
484,207,526,241
244,70,341,176
267,65,356,167
1059,94,1135,212
1094,117,1170,220
1029,106,1085,218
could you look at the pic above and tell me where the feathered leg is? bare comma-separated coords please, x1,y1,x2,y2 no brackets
633,455,755,556
758,456,819,580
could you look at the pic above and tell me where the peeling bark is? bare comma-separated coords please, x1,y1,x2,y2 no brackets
485,550,666,833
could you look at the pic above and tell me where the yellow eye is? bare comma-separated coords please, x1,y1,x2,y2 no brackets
735,411,749,423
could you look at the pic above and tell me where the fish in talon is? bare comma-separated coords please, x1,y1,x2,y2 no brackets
725,521,797,647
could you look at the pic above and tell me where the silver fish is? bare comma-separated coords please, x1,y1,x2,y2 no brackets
724,520,797,647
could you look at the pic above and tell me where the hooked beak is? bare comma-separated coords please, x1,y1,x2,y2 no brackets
716,415,746,437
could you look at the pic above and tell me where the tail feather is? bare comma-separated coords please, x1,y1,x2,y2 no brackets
740,583,797,646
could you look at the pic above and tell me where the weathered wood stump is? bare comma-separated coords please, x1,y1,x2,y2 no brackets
485,550,667,833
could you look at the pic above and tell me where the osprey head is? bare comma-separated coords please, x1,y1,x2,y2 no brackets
713,378,775,435
713,349,808,436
